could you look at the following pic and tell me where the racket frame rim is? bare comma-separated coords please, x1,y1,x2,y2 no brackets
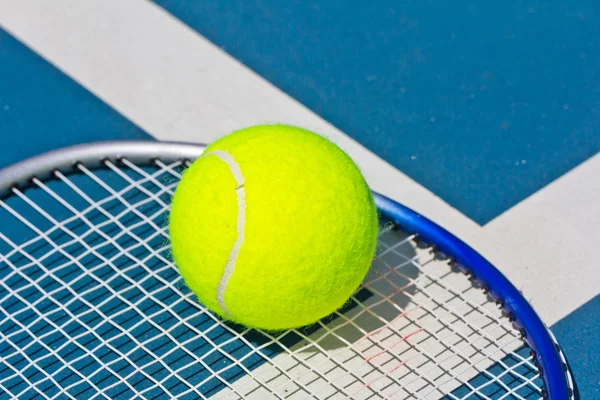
0,140,574,399
0,140,206,199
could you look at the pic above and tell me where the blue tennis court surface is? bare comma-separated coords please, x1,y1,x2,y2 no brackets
156,0,600,225
1,1,598,398
0,30,149,170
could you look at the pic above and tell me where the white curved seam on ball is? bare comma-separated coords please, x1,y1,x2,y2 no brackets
204,150,245,316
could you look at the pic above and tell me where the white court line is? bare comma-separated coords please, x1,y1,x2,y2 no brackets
0,0,596,328
0,0,477,240
482,153,600,325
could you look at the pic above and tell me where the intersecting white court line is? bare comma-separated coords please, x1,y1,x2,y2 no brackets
0,0,596,333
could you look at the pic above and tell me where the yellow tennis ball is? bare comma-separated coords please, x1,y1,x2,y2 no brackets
169,124,378,330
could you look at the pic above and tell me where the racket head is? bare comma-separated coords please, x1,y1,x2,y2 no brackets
0,141,574,399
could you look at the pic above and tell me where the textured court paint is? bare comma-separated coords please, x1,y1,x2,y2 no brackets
156,0,600,224
0,0,596,394
0,29,149,169
551,295,600,400
0,0,589,326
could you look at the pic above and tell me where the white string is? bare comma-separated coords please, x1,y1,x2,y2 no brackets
66,165,285,399
0,196,176,398
0,157,545,399
376,245,536,395
374,256,534,399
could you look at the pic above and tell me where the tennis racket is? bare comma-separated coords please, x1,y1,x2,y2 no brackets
0,141,575,399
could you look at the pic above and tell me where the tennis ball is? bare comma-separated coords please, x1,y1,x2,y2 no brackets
169,124,378,330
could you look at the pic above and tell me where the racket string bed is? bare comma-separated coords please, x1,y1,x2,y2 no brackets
0,143,573,400
0,160,305,400
1,164,184,398
336,242,540,399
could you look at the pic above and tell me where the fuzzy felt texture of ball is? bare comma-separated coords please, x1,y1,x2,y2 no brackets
169,124,378,330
